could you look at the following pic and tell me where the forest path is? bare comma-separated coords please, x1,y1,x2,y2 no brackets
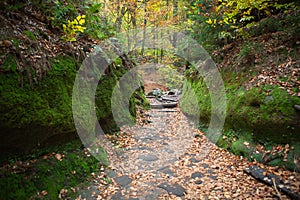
77,104,298,200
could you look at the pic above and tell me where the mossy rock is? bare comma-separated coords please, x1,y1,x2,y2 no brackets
231,139,250,156
182,76,300,144
0,140,104,200
0,55,147,160
0,56,78,160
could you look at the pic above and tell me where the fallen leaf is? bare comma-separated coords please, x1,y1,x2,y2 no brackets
41,190,47,196
243,142,250,146
55,153,62,161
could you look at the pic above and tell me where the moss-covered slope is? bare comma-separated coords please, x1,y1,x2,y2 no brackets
0,54,147,160
180,12,300,144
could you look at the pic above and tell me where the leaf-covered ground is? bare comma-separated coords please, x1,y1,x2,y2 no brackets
76,103,300,200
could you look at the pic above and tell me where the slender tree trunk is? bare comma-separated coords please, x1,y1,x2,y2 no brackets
141,0,147,56
116,0,121,31
160,0,170,62
131,0,137,50
172,0,178,46
153,22,159,64
160,30,164,62
115,1,126,32
131,0,137,28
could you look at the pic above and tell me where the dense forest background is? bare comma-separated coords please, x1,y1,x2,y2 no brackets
0,0,299,199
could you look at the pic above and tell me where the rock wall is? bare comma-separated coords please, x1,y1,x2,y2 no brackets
0,53,147,161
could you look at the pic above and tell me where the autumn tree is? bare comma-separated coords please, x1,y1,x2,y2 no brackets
188,0,299,47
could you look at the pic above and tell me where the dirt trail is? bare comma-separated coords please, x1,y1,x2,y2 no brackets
77,105,299,200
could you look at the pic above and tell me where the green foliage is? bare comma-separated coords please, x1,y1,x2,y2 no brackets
238,42,254,61
0,55,76,129
0,53,145,132
84,2,116,40
228,85,300,143
216,129,235,150
188,15,221,50
0,55,77,162
208,0,298,31
3,2,25,11
50,1,116,40
157,65,184,89
187,0,230,48
260,86,297,116
241,42,263,62
1,54,18,73
231,139,250,156
95,65,146,131
180,77,211,122
0,140,103,200
23,30,37,41
49,0,78,29
248,13,300,38
216,128,253,151
0,174,35,199
0,51,147,160
182,71,300,144
217,128,300,171
188,0,299,46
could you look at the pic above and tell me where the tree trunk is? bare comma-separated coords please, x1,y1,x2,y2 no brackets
172,0,178,46
244,165,300,200
115,1,126,32
141,0,147,56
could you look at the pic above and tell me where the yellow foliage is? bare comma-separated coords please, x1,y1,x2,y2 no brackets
62,15,86,42
206,18,213,24
203,0,298,31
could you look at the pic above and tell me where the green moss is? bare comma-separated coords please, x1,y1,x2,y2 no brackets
180,78,211,122
0,55,76,130
1,54,18,72
23,30,37,41
0,52,148,160
261,87,298,116
231,139,249,156
0,140,103,200
95,67,146,132
182,73,300,144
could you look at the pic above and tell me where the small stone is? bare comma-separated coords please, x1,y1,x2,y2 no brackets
138,154,159,161
158,183,185,197
209,175,217,180
162,148,174,154
189,157,200,163
140,137,153,142
106,170,117,178
111,191,125,200
114,175,132,187
194,134,202,138
201,163,209,169
188,163,195,168
191,172,204,179
159,166,174,176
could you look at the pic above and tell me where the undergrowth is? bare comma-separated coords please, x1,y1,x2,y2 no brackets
197,120,300,171
215,127,300,172
0,140,107,200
